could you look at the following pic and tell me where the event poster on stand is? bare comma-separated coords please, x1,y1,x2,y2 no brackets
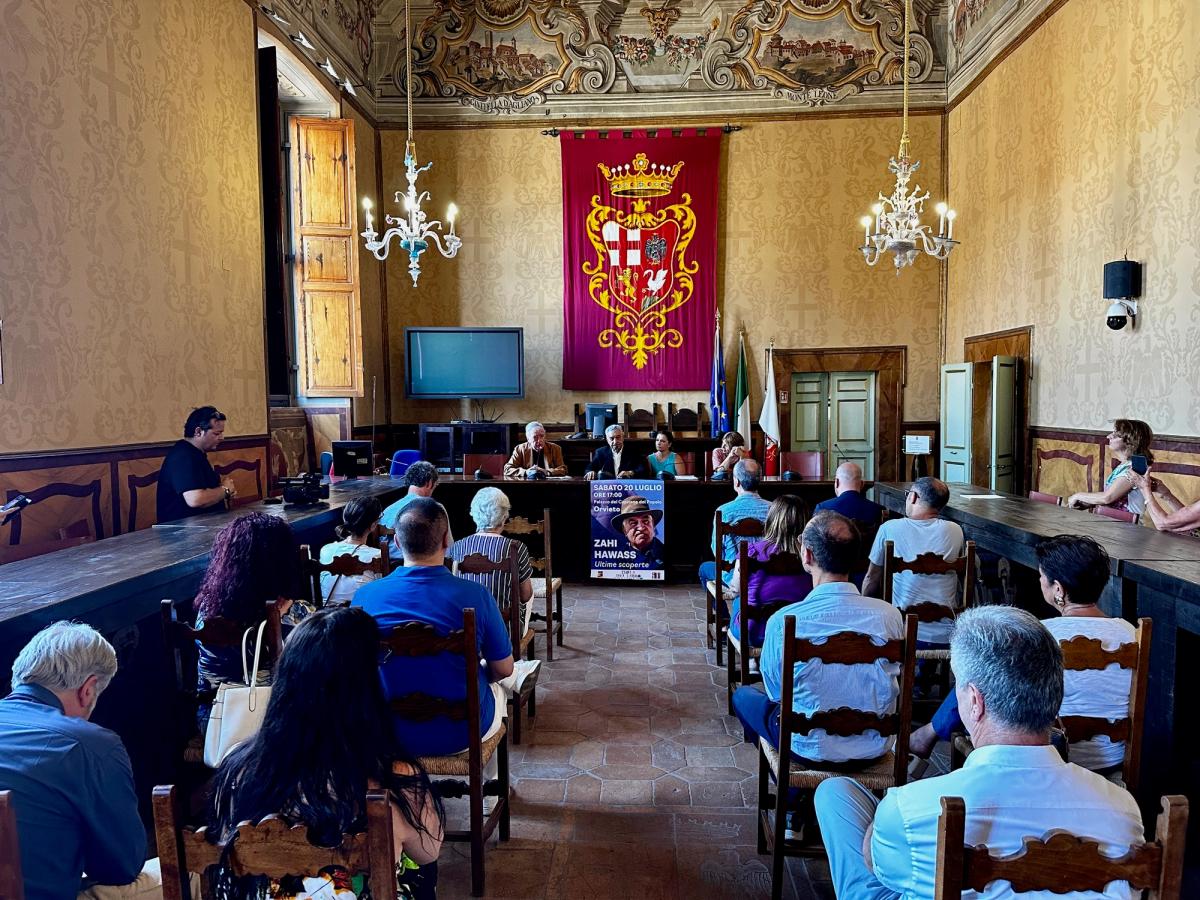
589,479,666,581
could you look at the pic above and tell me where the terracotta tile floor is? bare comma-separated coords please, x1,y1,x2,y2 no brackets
436,584,836,899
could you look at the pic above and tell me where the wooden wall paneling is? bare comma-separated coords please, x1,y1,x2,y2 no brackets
302,404,352,468
0,464,112,547
210,448,267,505
118,458,165,535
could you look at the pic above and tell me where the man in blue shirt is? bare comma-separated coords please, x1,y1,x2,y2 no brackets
355,497,518,758
698,459,771,587
0,622,150,900
814,461,883,538
379,461,445,556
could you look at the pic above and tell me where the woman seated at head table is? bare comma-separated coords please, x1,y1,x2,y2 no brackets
1066,418,1153,514
319,496,384,604
647,430,680,477
193,512,300,730
909,534,1136,777
206,606,443,899
712,430,747,477
1127,467,1200,536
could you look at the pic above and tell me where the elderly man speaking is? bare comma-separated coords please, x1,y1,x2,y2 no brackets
505,421,567,478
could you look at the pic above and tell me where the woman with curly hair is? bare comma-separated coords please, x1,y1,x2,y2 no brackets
1066,418,1154,515
207,606,443,899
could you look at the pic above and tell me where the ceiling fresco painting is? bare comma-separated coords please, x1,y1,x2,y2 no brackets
258,0,1065,122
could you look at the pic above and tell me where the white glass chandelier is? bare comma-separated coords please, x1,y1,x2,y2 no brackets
860,0,958,271
360,0,461,286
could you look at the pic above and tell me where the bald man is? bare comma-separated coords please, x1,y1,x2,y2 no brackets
814,462,883,532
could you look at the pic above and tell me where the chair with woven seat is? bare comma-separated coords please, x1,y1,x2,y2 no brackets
453,548,537,744
706,511,766,667
1095,504,1141,524
299,544,391,608
933,793,1188,899
0,791,23,900
882,539,976,664
502,508,562,660
380,608,509,896
757,614,917,900
153,783,397,900
726,542,807,714
1029,490,1063,505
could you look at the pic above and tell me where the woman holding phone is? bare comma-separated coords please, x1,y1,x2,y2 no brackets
1127,467,1200,535
1066,418,1153,515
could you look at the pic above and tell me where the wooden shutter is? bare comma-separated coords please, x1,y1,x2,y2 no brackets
291,117,362,398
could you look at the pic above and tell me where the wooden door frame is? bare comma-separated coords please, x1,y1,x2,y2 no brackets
964,326,1032,494
770,346,906,483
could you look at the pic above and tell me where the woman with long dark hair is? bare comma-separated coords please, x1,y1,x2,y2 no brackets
207,606,443,898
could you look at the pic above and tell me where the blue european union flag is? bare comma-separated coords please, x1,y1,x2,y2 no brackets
710,322,729,437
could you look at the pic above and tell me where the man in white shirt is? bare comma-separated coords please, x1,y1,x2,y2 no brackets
814,606,1144,900
731,511,906,763
862,476,964,645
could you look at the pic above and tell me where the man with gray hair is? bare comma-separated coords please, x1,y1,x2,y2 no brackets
698,458,770,588
504,421,567,478
813,606,1144,899
380,460,449,556
585,423,647,480
862,476,964,645
0,622,152,899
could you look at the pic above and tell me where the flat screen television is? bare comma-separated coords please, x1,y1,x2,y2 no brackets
404,327,525,399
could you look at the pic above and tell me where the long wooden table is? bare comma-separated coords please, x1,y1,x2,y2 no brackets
874,482,1200,823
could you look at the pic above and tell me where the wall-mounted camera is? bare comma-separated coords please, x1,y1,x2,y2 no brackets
1103,258,1142,331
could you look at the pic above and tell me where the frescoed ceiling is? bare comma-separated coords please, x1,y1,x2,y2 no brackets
258,0,1063,122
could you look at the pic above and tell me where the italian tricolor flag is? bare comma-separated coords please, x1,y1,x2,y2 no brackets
734,332,751,449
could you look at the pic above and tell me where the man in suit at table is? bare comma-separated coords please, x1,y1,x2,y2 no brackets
504,421,567,478
585,424,647,480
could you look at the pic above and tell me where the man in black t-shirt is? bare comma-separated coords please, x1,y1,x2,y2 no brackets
156,406,237,522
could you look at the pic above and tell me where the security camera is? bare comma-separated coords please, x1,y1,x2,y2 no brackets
1106,299,1137,331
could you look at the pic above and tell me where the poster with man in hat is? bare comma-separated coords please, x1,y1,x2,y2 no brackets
589,479,666,580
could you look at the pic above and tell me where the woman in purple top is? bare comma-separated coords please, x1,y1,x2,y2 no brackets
727,495,813,647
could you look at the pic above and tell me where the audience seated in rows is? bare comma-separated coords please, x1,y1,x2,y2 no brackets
698,459,770,588
448,487,535,632
814,461,883,539
319,497,384,604
911,535,1136,774
1129,465,1200,535
504,421,567,478
206,606,443,898
862,476,964,647
380,462,447,555
1067,418,1153,515
647,430,680,477
815,605,1144,899
711,430,747,478
726,494,813,650
585,424,647,480
0,623,155,900
353,498,530,764
194,512,299,729
732,511,905,764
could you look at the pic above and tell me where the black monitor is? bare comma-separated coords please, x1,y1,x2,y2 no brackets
331,441,373,479
585,403,618,438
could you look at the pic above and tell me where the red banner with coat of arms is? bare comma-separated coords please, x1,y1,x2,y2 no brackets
560,130,721,390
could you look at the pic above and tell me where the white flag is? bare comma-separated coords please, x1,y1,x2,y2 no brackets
758,347,780,444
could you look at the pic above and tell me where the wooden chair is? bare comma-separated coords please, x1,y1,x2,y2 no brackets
502,508,562,661
381,608,509,896
726,542,808,714
463,453,506,478
298,543,390,607
453,548,537,744
623,403,660,435
933,793,1188,899
882,539,977,662
705,511,766,667
757,614,917,900
667,402,704,437
1095,504,1141,525
153,783,398,900
0,791,23,900
1028,490,1063,506
780,451,824,480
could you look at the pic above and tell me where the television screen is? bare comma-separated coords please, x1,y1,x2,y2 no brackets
405,328,524,399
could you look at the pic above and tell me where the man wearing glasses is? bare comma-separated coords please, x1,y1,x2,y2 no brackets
156,405,237,522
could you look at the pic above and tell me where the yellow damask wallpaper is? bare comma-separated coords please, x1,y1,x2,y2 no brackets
379,115,944,426
946,0,1200,436
0,0,266,453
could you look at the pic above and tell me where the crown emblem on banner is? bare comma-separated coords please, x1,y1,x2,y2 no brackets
599,153,684,198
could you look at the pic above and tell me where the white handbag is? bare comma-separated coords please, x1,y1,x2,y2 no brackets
202,620,271,768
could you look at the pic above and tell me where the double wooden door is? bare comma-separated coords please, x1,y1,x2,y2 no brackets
940,357,1019,490
790,372,876,479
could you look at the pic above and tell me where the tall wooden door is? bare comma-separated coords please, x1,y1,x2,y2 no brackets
829,372,876,479
990,356,1019,492
940,363,973,483
790,373,827,452
291,116,363,398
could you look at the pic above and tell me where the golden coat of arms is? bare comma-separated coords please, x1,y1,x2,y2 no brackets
583,152,698,369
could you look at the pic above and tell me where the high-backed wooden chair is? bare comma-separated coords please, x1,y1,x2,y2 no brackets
381,608,509,896
622,403,659,435
453,548,537,744
882,540,976,662
705,511,766,666
502,508,562,660
757,614,917,900
726,542,808,714
1029,490,1064,506
0,791,23,900
780,451,824,480
298,543,390,607
933,794,1188,899
463,453,506,478
153,783,397,900
1095,504,1141,524
667,402,704,437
